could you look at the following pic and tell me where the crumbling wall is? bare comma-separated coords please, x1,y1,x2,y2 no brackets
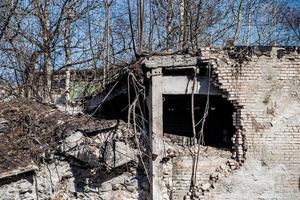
200,47,300,198
144,49,300,199
158,137,239,200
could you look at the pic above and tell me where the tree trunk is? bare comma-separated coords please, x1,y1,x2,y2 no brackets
64,2,73,105
180,0,187,50
43,1,51,101
104,0,111,88
166,0,173,49
24,52,39,98
234,0,244,43
34,0,52,101
137,0,144,53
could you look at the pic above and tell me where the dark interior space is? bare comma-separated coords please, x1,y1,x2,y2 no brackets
162,68,196,76
161,62,209,77
163,94,235,148
87,72,147,121
100,93,129,120
100,91,148,124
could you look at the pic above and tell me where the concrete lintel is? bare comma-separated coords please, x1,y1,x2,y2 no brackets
144,55,198,69
162,76,222,95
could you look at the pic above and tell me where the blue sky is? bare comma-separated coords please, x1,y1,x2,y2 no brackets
288,0,300,8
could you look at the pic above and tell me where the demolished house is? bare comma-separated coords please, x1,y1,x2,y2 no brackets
0,46,300,200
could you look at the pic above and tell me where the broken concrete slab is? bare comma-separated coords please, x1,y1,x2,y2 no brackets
59,129,137,168
0,163,38,180
59,131,101,167
104,141,137,168
144,55,198,69
62,131,85,149
75,146,100,167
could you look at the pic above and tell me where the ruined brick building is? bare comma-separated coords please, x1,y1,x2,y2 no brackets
143,47,300,200
0,46,299,200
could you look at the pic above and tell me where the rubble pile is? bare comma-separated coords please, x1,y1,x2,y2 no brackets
0,98,149,200
159,138,238,200
183,160,239,200
0,98,116,172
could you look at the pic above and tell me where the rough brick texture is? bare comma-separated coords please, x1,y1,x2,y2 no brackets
145,48,300,199
200,47,300,197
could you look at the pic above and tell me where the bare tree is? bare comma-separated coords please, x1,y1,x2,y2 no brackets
0,0,299,101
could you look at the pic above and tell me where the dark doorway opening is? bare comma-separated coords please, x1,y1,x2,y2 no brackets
163,94,235,148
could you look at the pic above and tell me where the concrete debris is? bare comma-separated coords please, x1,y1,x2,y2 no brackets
0,118,9,134
61,131,85,150
0,98,148,200
0,163,37,180
227,159,240,170
0,159,148,200
182,158,238,200
59,131,100,167
0,150,147,200
104,141,137,168
200,183,211,191
0,98,130,173
59,130,137,168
